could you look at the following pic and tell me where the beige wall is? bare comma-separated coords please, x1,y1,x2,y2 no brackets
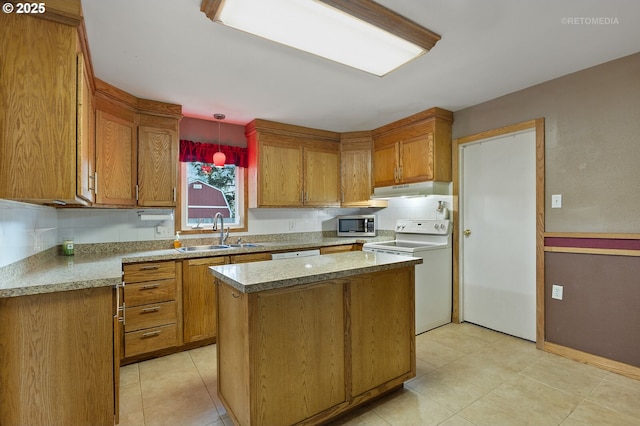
452,52,640,233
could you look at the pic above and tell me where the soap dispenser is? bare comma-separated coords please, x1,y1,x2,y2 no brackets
173,231,182,249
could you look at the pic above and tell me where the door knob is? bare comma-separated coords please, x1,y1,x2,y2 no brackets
464,229,472,237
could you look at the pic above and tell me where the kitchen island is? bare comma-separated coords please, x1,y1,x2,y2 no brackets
210,251,422,426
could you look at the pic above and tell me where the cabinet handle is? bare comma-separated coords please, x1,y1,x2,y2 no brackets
232,292,240,298
300,191,304,204
398,166,403,181
141,306,161,313
94,172,98,195
135,184,139,201
140,266,159,270
142,330,161,338
118,303,126,324
141,284,160,290
173,187,176,202
88,173,95,192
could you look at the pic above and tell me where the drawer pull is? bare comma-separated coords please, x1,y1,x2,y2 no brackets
140,266,160,270
141,306,161,313
232,292,240,299
141,284,160,290
142,330,161,338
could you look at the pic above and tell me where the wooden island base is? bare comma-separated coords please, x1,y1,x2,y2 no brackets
216,267,416,426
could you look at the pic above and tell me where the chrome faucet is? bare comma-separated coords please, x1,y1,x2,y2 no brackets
212,213,229,245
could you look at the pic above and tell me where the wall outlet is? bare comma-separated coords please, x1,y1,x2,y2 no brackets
552,284,563,300
156,225,172,237
288,220,296,231
552,194,562,208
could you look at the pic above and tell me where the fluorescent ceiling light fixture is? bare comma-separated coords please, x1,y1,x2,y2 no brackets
201,0,440,76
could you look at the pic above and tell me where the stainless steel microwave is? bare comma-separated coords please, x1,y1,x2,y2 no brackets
336,215,376,237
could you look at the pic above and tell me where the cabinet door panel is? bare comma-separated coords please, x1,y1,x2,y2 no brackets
350,269,414,396
138,126,177,207
95,110,137,205
341,149,372,204
183,257,227,343
400,134,434,183
373,144,397,187
304,148,340,206
260,143,303,206
251,281,346,425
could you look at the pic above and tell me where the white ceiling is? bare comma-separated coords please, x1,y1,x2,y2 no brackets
82,0,640,132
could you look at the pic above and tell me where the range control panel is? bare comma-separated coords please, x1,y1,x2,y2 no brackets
395,219,451,234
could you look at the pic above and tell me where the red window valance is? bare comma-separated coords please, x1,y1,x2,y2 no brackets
179,139,248,168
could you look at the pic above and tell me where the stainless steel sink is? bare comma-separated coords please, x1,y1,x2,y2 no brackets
177,244,231,252
176,243,262,252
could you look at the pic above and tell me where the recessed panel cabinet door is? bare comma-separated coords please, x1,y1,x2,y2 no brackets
259,142,303,206
304,148,340,206
400,133,434,183
373,143,398,187
183,257,227,343
95,110,137,206
350,269,414,396
138,126,177,207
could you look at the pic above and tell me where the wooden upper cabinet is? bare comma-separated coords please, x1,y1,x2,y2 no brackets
304,146,340,206
76,51,96,204
341,131,386,207
0,13,91,205
246,119,340,208
94,80,181,207
137,114,179,207
95,108,137,206
258,135,304,206
372,107,453,187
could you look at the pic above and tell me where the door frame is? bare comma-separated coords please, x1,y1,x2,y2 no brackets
452,118,545,348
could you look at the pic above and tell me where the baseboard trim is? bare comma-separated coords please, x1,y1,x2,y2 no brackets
544,341,640,380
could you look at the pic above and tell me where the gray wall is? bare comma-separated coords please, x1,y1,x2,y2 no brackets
452,52,640,233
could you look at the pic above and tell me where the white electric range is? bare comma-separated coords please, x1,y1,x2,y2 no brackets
363,219,452,334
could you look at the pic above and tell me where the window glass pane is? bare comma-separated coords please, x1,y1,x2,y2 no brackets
184,162,239,227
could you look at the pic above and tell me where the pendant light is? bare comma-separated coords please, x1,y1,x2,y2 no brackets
212,113,226,168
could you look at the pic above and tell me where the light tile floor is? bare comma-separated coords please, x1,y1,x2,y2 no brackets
118,323,640,426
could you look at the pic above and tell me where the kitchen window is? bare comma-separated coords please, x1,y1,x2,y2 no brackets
178,161,247,233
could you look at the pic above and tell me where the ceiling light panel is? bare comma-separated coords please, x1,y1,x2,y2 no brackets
206,0,429,76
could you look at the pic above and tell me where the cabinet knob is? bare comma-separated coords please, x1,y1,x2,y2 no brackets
464,229,472,237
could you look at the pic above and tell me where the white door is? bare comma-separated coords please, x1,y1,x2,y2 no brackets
460,129,536,341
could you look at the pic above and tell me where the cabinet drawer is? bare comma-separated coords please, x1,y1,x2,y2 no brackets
123,261,175,283
125,300,177,332
124,324,178,358
124,279,176,307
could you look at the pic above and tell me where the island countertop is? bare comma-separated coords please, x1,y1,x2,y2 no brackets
210,250,422,293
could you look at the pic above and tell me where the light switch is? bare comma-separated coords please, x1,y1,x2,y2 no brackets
551,194,562,208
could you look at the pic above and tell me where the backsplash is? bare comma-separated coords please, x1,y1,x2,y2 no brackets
0,195,453,268
0,199,58,268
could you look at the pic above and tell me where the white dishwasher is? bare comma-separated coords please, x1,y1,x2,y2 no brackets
271,249,320,260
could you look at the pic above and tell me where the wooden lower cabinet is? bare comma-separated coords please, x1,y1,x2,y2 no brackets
350,269,415,396
319,244,354,254
0,287,116,425
122,261,180,359
182,256,228,343
217,267,416,426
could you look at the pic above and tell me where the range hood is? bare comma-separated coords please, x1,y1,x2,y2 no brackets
371,181,452,199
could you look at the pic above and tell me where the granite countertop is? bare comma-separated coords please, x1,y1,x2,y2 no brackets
210,251,422,294
0,236,393,298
